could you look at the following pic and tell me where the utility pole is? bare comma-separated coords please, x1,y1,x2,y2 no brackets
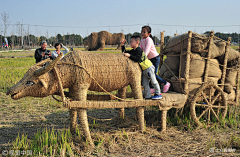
0,30,2,49
1,12,10,49
238,32,240,52
21,24,23,47
28,26,30,47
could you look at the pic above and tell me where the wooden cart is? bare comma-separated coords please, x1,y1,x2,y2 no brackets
59,31,239,146
159,31,240,127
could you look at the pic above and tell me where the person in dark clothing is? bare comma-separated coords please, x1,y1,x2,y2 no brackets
34,41,52,63
121,42,142,62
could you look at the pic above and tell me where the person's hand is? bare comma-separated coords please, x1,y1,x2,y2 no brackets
42,53,45,57
124,53,130,57
120,39,126,45
60,43,63,47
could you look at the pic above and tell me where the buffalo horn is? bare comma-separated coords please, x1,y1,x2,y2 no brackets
34,52,63,77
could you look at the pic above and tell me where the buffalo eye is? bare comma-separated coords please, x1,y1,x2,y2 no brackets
39,81,44,86
26,81,35,86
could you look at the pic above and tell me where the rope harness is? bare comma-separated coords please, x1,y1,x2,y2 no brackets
51,63,126,121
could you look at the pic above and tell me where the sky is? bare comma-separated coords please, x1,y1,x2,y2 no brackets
0,0,240,38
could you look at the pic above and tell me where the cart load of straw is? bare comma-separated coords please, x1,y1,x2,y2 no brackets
163,33,240,63
224,68,238,93
180,53,222,79
163,33,209,54
160,32,239,98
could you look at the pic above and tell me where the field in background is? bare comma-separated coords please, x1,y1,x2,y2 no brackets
0,47,239,156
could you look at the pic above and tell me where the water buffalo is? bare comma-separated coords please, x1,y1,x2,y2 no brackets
6,50,143,146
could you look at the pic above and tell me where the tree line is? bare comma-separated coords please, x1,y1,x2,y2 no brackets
0,33,84,48
123,31,240,46
204,31,240,43
124,32,160,45
0,31,239,49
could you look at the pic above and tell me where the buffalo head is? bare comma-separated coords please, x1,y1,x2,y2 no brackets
6,53,63,99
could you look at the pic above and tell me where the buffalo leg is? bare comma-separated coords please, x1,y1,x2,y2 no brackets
76,84,94,147
99,40,105,51
118,86,127,119
69,84,94,146
68,90,78,135
78,108,93,146
130,80,145,132
69,108,78,134
116,43,121,50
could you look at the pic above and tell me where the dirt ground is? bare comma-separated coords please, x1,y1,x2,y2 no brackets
0,92,239,156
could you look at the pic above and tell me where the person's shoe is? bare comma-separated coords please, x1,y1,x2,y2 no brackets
163,82,171,93
151,94,162,100
145,97,152,100
150,88,155,94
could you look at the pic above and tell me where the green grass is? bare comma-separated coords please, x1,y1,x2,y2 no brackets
0,57,35,93
1,46,240,156
0,48,127,93
231,45,239,51
11,127,75,156
0,50,34,57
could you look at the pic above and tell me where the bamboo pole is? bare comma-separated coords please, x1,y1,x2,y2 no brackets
184,31,193,94
220,37,231,90
118,108,125,119
137,106,145,132
235,41,240,103
53,67,65,102
236,66,240,104
204,31,214,82
159,31,165,69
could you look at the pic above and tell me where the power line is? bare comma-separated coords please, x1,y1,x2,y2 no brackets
0,23,240,29
150,23,240,28
0,23,144,29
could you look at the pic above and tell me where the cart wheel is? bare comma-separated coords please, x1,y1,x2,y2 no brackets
190,82,227,127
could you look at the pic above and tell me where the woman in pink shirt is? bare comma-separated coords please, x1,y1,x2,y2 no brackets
140,26,170,93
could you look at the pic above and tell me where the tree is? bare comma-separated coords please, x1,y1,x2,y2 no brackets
164,36,170,44
204,31,239,43
83,36,88,41
28,34,37,46
56,34,63,43
39,36,47,45
125,33,133,45
48,36,56,46
1,12,10,38
133,32,141,36
64,34,83,46
1,12,10,48
152,35,160,45
16,21,21,48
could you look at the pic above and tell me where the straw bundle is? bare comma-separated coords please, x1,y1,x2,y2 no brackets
87,31,125,51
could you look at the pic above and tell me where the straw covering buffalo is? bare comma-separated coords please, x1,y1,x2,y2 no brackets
6,50,143,146
87,31,125,51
